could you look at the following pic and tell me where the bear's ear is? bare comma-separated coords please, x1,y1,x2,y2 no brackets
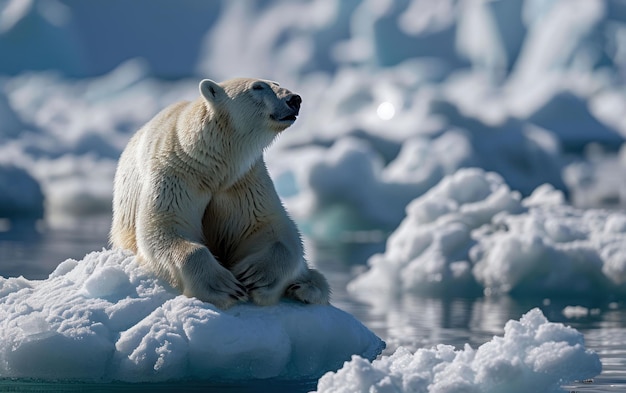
199,79,225,103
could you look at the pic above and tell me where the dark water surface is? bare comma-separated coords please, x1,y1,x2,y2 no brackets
1,217,625,392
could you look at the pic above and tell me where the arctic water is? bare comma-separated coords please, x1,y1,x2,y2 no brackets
1,216,624,393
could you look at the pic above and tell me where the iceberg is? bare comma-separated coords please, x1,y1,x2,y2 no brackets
0,249,384,382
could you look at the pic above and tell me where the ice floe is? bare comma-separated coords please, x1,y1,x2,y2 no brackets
0,249,384,382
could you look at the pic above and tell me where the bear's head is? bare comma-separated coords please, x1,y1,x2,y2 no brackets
199,78,302,136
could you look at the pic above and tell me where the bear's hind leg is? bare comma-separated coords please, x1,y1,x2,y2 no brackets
232,241,304,306
109,226,137,252
285,268,330,305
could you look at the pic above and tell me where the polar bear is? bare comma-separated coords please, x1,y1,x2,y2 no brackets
110,77,330,309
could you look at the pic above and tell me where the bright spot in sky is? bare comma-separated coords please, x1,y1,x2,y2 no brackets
376,101,395,120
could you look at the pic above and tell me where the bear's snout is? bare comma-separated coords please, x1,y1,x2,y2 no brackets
286,94,302,114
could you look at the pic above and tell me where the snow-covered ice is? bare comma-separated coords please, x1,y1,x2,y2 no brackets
314,308,601,393
0,249,384,382
349,168,626,298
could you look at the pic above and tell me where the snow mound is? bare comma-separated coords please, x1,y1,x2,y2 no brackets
0,249,384,382
349,168,626,298
315,308,601,393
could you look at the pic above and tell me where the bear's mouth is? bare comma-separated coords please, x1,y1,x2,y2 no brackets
271,114,297,122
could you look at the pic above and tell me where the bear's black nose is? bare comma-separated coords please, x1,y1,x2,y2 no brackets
286,94,302,112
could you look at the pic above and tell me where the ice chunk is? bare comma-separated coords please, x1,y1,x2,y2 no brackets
472,195,626,296
348,168,522,296
350,168,626,298
562,306,601,319
0,249,384,382
315,308,601,393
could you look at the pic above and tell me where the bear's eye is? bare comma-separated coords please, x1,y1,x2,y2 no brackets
252,82,267,91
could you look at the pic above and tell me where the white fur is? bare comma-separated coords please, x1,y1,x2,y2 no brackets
111,78,330,308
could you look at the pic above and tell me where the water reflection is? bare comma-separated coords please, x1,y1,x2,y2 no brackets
0,217,45,278
347,291,523,353
311,235,527,351
0,215,110,279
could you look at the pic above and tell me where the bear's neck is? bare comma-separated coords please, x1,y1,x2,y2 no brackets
177,100,273,189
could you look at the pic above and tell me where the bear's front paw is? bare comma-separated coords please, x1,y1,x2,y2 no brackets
180,250,249,309
184,266,249,309
234,263,285,306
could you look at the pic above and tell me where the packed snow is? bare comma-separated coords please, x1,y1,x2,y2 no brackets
0,249,384,382
348,168,626,299
314,308,601,393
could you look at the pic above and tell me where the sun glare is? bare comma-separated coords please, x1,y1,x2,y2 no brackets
376,101,395,120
